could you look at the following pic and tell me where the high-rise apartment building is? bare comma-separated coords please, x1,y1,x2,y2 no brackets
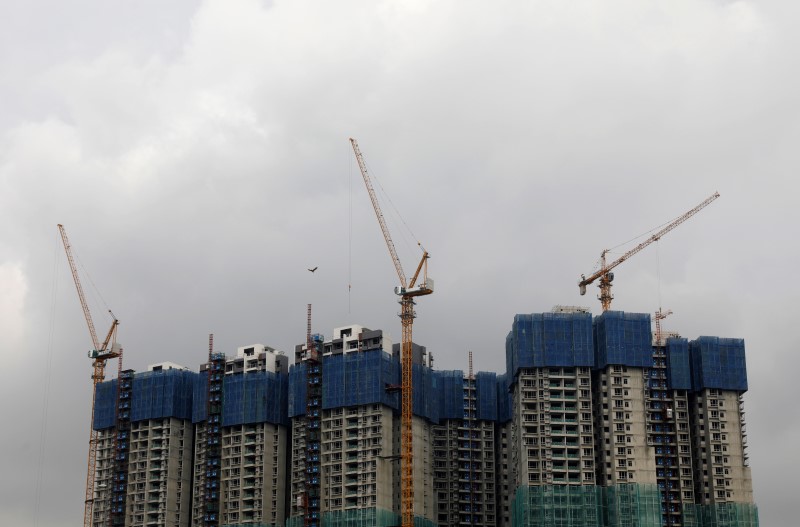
431,371,499,526
90,308,757,527
92,363,197,527
287,325,437,527
191,344,290,527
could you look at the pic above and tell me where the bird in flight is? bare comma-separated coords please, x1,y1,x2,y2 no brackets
308,267,318,273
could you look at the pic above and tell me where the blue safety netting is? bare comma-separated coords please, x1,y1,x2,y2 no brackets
666,337,692,390
506,312,594,379
594,311,653,369
435,370,465,420
496,373,512,423
193,371,288,425
130,369,198,423
322,349,400,411
192,374,207,423
476,371,498,421
97,370,198,429
412,362,439,424
288,362,307,418
222,371,288,427
94,379,119,430
689,337,748,392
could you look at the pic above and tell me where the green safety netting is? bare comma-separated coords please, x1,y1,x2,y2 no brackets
683,503,759,527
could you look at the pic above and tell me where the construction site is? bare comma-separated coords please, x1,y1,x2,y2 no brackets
61,142,759,527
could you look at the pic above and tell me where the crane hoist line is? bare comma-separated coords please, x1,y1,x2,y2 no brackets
349,138,433,527
578,192,720,311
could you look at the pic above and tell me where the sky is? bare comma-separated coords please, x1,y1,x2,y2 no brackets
1,0,797,525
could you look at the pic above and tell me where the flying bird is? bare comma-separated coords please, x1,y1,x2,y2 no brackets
308,267,318,273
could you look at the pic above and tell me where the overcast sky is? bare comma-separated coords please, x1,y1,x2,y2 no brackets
1,0,797,525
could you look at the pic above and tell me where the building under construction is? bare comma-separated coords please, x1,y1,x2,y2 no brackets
90,308,757,527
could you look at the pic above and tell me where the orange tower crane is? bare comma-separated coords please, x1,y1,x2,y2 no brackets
578,192,720,311
350,138,434,527
58,224,120,527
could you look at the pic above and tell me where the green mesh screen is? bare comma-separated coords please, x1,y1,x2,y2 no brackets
512,485,602,527
601,484,661,527
512,484,664,527
287,508,436,527
683,503,759,527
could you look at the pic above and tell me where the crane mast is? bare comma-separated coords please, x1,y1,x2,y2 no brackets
578,192,720,311
350,138,433,527
58,224,120,527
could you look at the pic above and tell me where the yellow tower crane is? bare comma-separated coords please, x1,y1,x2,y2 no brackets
578,192,720,311
350,138,433,527
58,224,120,527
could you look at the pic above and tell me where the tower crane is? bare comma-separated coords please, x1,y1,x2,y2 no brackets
349,138,433,527
578,192,720,311
58,224,120,527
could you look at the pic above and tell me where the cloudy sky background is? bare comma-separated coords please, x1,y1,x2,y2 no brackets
1,0,797,525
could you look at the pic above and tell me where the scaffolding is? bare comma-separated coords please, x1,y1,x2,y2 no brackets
602,484,661,527
305,508,438,527
683,503,759,527
512,485,602,527
204,353,226,527
305,330,323,527
512,484,663,527
109,369,134,527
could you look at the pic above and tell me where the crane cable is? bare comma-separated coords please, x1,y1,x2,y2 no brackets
35,234,60,526
74,249,114,325
592,213,680,273
359,154,424,257
348,145,353,313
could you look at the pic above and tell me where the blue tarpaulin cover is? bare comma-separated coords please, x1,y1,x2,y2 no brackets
322,349,401,411
193,370,288,426
288,362,307,418
594,311,652,369
689,337,748,392
506,312,594,379
666,338,692,390
476,371,498,421
496,373,512,424
435,370,464,421
221,371,288,427
95,369,198,430
94,379,118,430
